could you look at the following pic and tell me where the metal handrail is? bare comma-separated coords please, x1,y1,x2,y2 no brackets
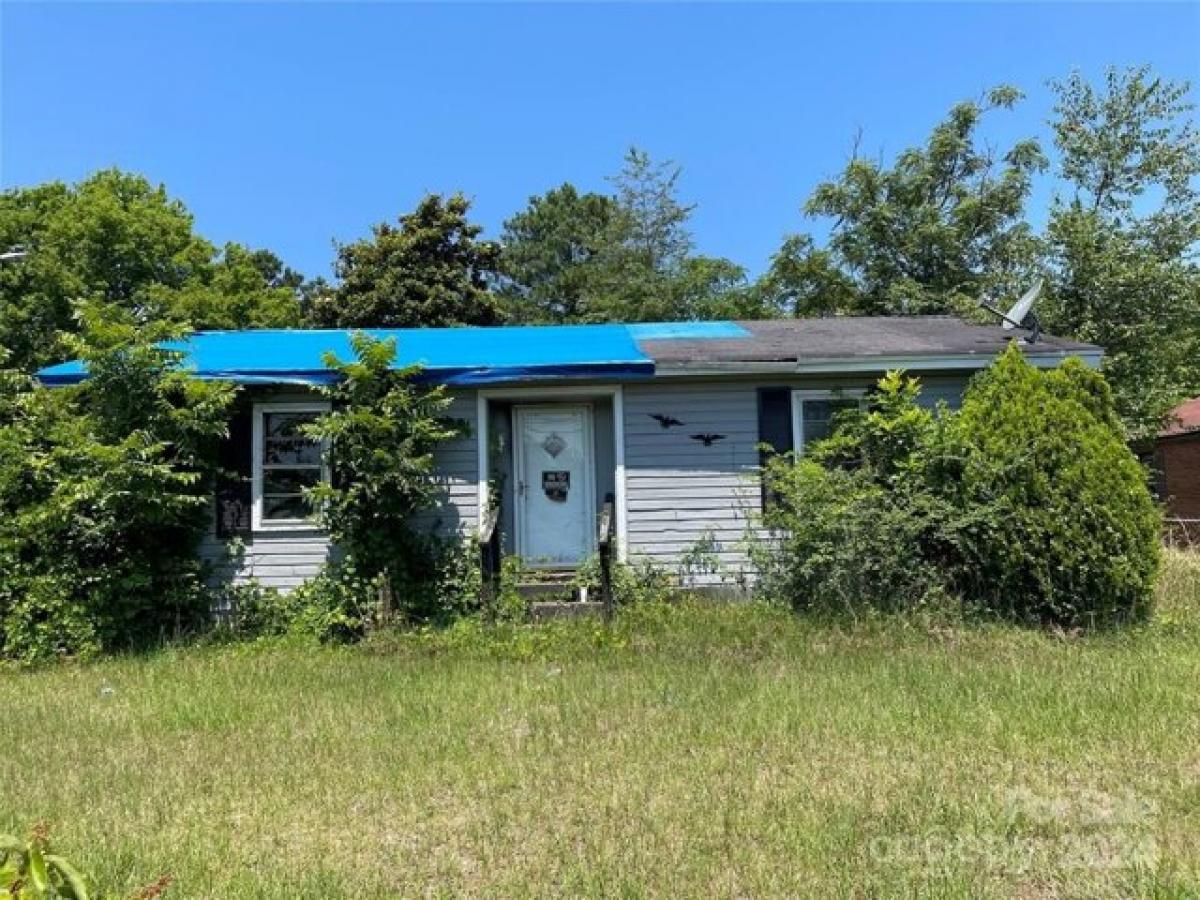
478,504,502,607
598,494,616,620
479,504,500,547
597,502,614,549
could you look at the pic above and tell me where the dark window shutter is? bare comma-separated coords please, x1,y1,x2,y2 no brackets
757,388,793,509
215,404,253,538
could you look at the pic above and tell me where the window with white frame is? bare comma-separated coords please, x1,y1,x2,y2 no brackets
791,389,866,455
252,402,330,530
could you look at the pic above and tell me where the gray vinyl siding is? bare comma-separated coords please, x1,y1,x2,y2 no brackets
200,373,968,593
409,392,480,537
915,375,971,411
200,530,332,593
621,373,971,586
202,390,480,593
623,382,762,587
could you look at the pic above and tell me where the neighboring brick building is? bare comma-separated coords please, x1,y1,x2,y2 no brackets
1148,397,1200,544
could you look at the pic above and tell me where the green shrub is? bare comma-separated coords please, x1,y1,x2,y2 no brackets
218,566,378,643
0,305,233,661
216,580,293,639
388,533,486,624
304,333,467,623
611,559,679,605
756,375,958,616
0,574,101,661
220,536,482,644
760,348,1161,627
488,555,530,622
938,347,1162,625
571,554,680,607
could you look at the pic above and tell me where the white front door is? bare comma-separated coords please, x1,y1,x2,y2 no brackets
515,405,596,566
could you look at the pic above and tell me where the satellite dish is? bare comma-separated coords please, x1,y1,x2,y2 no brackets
1001,280,1042,331
979,280,1043,343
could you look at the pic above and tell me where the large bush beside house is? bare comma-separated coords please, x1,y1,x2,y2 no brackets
0,305,233,661
303,332,475,624
759,346,1162,626
755,372,957,615
942,346,1162,623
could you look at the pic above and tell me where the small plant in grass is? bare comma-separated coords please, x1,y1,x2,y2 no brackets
617,559,679,605
1,823,96,899
678,530,727,588
573,555,678,606
1153,549,1200,634
0,825,173,900
490,555,529,622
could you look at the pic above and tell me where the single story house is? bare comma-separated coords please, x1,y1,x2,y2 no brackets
1143,396,1200,545
39,317,1100,592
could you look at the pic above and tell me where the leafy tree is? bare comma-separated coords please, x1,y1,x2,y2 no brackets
307,193,503,328
153,243,303,333
763,87,1046,316
1043,67,1200,436
1052,68,1199,224
754,234,856,317
0,182,74,372
305,333,469,622
594,147,752,321
0,169,302,371
667,255,766,320
607,147,695,274
0,303,234,661
500,149,763,323
498,184,620,322
297,275,335,322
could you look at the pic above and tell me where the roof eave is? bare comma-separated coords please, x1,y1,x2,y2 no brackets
652,348,1103,377
37,361,657,388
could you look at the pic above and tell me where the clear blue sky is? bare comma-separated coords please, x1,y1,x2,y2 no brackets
2,2,1198,280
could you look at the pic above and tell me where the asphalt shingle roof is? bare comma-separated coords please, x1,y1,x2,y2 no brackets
639,317,1098,365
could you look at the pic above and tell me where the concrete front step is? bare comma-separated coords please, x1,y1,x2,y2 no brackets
515,581,582,600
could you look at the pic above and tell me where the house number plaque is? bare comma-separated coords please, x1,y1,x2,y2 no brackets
542,470,570,502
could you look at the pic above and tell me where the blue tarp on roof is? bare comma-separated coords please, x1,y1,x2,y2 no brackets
36,321,748,387
626,321,748,341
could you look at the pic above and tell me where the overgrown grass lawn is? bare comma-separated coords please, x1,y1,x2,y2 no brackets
5,555,1200,898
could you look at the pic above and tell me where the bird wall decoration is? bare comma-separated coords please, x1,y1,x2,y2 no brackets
650,413,685,429
689,433,726,446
